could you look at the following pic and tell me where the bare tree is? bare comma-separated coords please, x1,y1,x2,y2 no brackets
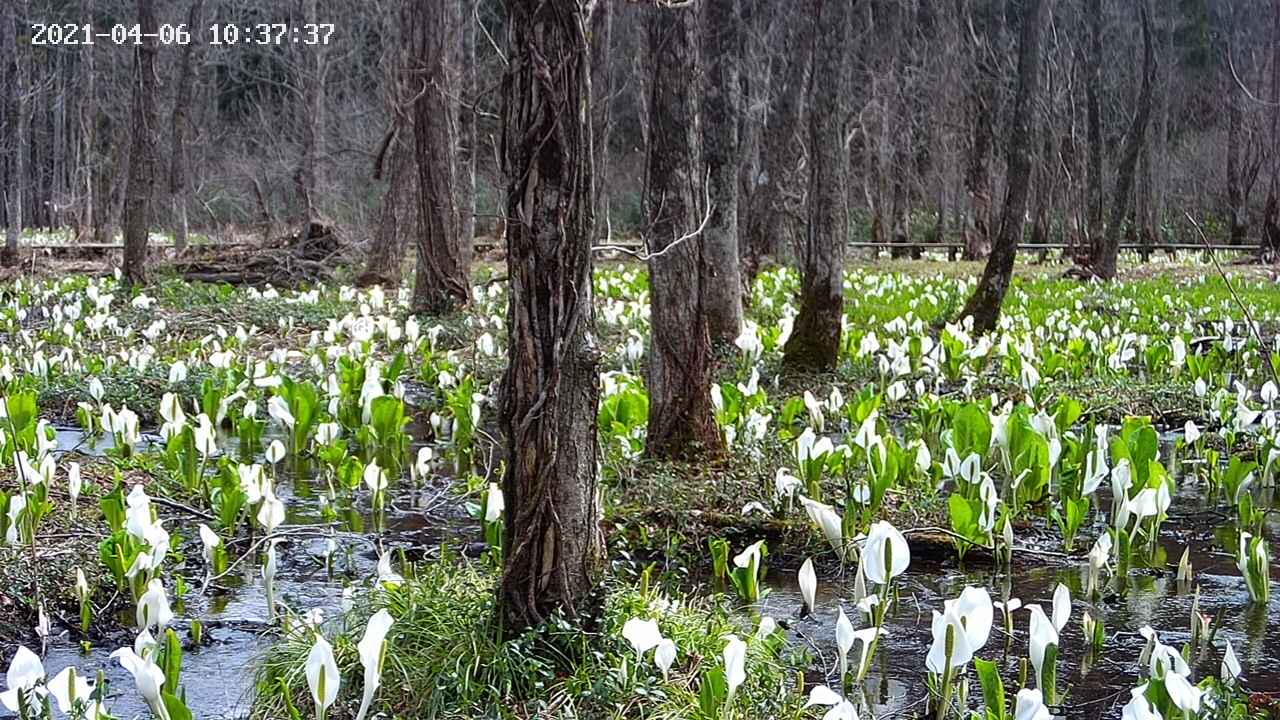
1089,0,1154,280
645,1,723,460
957,0,1049,333
122,0,159,287
411,0,469,314
3,0,28,266
701,0,745,343
782,0,851,371
169,0,204,254
743,9,811,281
963,0,1001,260
296,0,327,226
499,0,603,632
1085,0,1104,238
1265,0,1280,256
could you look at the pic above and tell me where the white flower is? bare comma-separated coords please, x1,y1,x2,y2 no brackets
654,638,677,681
353,609,395,720
136,578,174,632
484,483,505,523
0,646,45,711
798,558,817,615
722,635,746,698
861,521,910,585
621,618,662,658
305,636,341,717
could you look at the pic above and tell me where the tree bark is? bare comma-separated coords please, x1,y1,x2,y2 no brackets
590,0,613,237
169,0,205,254
498,0,604,633
122,0,159,287
1264,0,1280,257
411,0,469,314
1226,30,1247,246
644,1,723,460
453,0,478,250
782,0,851,372
296,0,326,224
957,0,1048,334
358,144,412,287
1085,0,1104,240
743,9,811,281
3,0,28,266
701,0,745,344
963,0,1001,261
1089,0,1154,281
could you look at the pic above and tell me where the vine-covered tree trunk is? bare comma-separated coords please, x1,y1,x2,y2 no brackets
743,10,811,282
590,0,613,236
499,0,603,633
1090,0,1154,281
169,0,204,255
701,0,744,344
957,0,1047,334
411,0,469,314
122,0,158,287
645,2,723,460
782,0,850,372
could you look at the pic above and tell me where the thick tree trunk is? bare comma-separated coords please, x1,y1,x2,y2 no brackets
1086,0,1104,240
358,145,412,287
499,0,604,633
743,10,811,281
412,0,469,314
3,0,28,266
957,0,1047,334
701,0,745,344
169,0,204,254
1090,0,1154,281
122,0,159,287
644,2,723,460
782,0,850,372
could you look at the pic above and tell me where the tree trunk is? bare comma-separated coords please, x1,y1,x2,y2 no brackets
411,0,469,314
701,0,745,344
122,0,159,287
296,0,326,224
963,0,1001,261
1264,0,1280,257
590,0,613,238
782,0,850,372
957,0,1048,334
454,0,478,250
644,2,723,460
1086,0,1104,241
743,10,811,281
1227,70,1246,245
1090,0,1154,281
498,0,604,633
3,0,28,266
358,145,412,287
169,0,204,255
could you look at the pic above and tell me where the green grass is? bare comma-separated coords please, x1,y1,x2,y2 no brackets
251,558,809,720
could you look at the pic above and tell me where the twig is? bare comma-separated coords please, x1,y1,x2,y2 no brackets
151,494,215,521
592,169,715,261
1184,211,1280,387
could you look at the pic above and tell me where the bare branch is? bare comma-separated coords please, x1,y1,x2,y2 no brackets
592,169,714,260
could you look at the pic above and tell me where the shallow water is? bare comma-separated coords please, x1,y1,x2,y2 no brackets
14,426,472,720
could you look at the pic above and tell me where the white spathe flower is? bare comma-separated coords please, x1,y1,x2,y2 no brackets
1222,640,1242,681
804,685,860,720
0,646,45,711
363,461,387,493
110,647,167,719
1120,684,1161,720
67,462,81,506
654,638,677,681
1027,604,1059,690
861,520,910,585
266,439,286,465
353,609,395,720
47,665,94,715
722,635,747,698
305,635,341,717
1014,688,1051,720
621,617,662,658
1051,583,1071,632
1164,670,1202,713
484,483,505,523
835,608,855,679
257,486,286,534
136,578,174,632
268,395,295,428
799,496,845,559
798,558,817,615
377,552,404,588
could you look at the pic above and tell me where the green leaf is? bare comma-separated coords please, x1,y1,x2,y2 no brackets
975,658,1007,720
